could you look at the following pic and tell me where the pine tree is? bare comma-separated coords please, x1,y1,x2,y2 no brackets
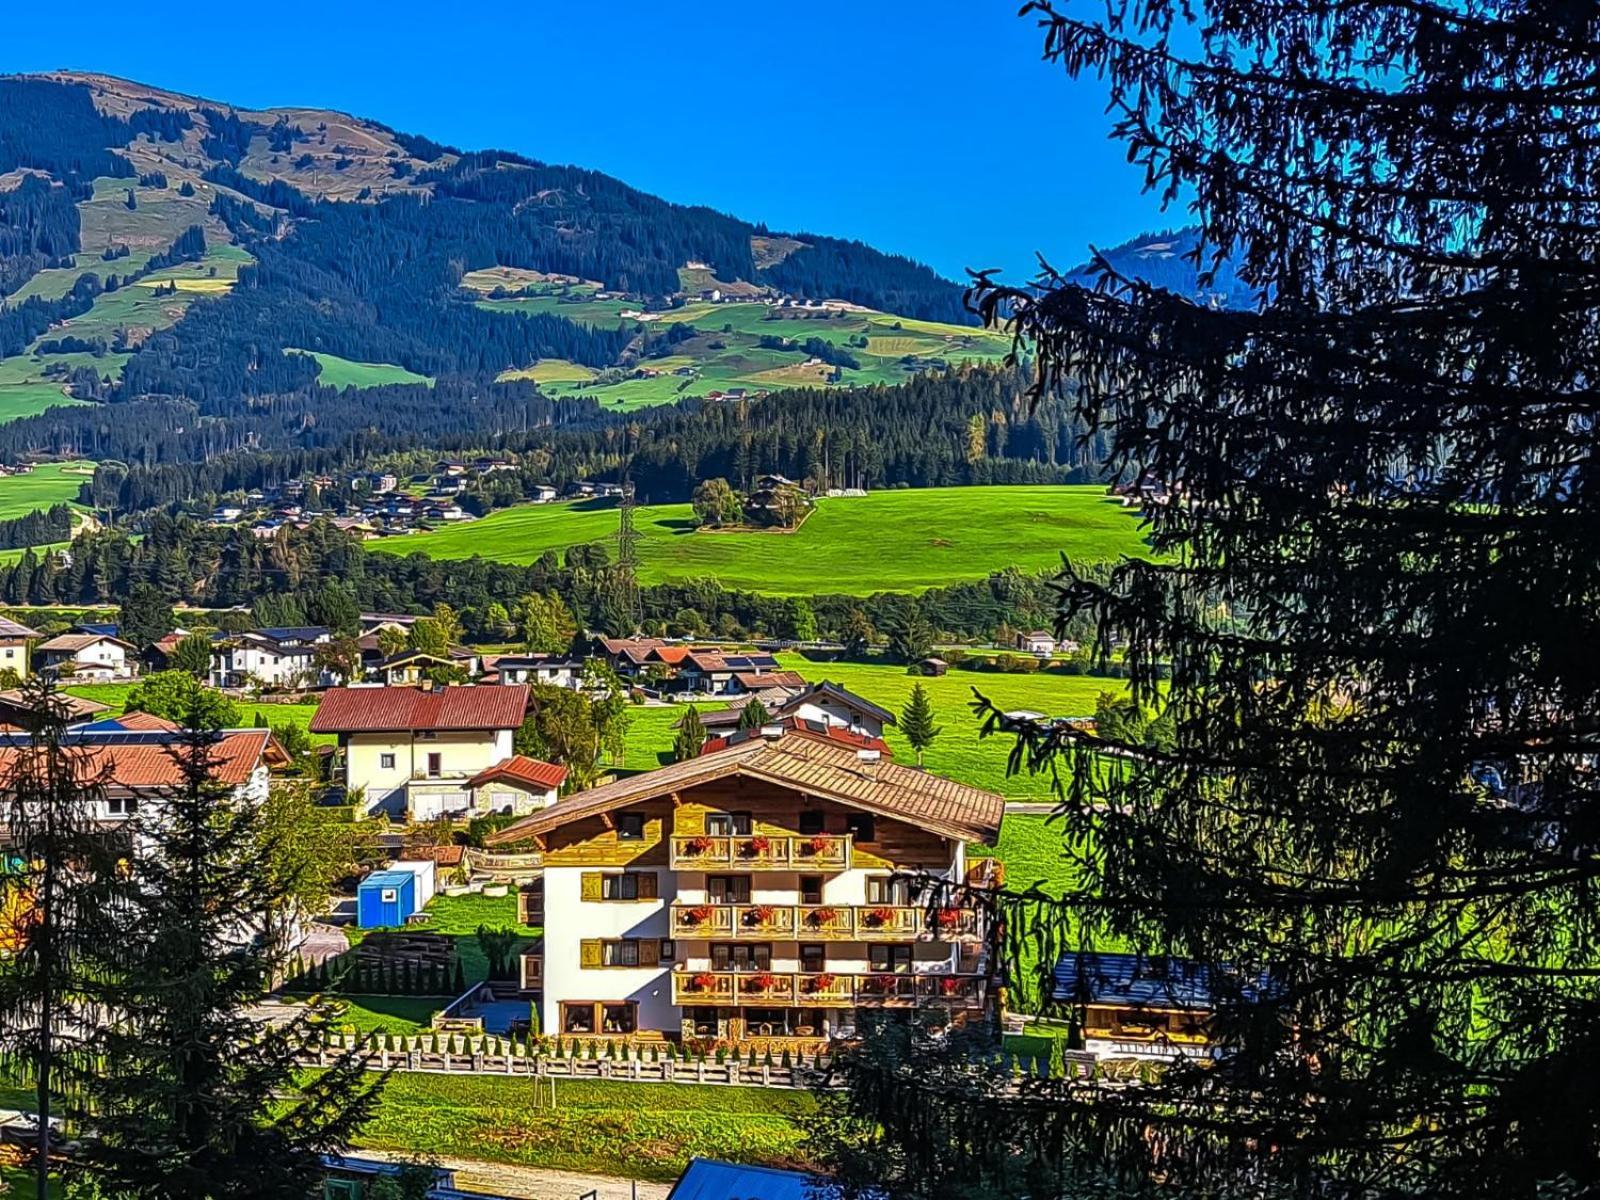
76,690,381,1197
0,680,127,1200
898,683,941,767
737,698,770,731
673,705,707,762
825,3,1600,1199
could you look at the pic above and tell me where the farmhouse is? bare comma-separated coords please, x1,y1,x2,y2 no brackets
36,632,139,681
490,655,584,689
698,681,895,740
209,626,332,690
1017,630,1057,655
0,615,39,680
489,722,1003,1043
309,685,529,819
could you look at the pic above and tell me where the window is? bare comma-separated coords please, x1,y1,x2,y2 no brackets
581,938,662,968
601,1002,637,1034
707,875,751,904
603,941,639,967
379,753,396,770
800,943,826,974
798,809,826,835
866,876,917,905
580,872,659,901
426,752,442,778
706,811,752,836
846,813,875,843
107,796,138,816
561,1002,596,1034
712,943,771,972
869,945,914,973
617,812,646,841
659,939,676,962
799,875,824,905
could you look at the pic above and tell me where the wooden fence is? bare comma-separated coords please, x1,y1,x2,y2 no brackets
298,1032,1098,1090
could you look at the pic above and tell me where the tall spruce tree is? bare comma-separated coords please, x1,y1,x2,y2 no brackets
0,680,125,1200
77,689,380,1198
899,683,941,767
737,698,771,731
823,3,1600,1199
674,705,708,762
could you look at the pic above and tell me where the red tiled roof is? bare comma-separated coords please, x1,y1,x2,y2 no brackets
466,754,567,791
0,729,276,791
113,711,182,732
309,686,529,734
651,646,694,666
701,717,892,757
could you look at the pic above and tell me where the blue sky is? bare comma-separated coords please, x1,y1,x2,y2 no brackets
2,0,1179,282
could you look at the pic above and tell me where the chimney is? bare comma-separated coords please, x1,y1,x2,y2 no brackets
759,724,784,740
856,748,881,779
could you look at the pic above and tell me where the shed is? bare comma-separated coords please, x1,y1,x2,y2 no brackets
357,870,419,929
390,859,438,908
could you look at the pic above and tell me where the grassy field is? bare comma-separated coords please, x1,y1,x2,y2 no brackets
346,1072,815,1182
288,349,435,389
476,289,1013,411
371,485,1151,595
0,462,94,520
62,684,329,744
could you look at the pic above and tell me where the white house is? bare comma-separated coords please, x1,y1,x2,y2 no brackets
36,632,139,681
309,685,530,820
209,627,332,690
492,656,584,690
488,724,1003,1042
0,615,39,680
778,682,897,741
465,755,567,815
1017,630,1057,656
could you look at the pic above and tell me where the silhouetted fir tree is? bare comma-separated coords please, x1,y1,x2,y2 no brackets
673,705,707,762
816,3,1600,1199
737,699,771,731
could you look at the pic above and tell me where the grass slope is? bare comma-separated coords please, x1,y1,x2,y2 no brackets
0,461,93,520
348,1072,815,1182
287,349,434,389
371,486,1150,595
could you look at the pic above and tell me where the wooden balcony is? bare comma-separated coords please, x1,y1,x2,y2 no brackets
668,834,852,871
670,969,985,1009
670,902,980,941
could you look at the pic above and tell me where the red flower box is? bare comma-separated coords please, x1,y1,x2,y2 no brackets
741,835,772,857
805,835,834,855
687,836,715,854
683,905,715,926
807,972,838,993
744,904,778,926
864,906,898,927
939,976,966,996
689,973,719,992
862,973,900,994
742,971,779,993
806,906,839,926
933,907,965,929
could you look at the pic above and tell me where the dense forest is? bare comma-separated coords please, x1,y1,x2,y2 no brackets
0,173,81,295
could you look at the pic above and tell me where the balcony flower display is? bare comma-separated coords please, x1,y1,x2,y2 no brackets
864,906,898,927
741,834,772,857
806,972,839,993
689,973,719,993
932,906,965,930
804,835,834,856
742,971,779,994
939,976,966,996
683,905,715,926
687,835,715,854
805,906,840,927
861,973,899,994
743,904,778,927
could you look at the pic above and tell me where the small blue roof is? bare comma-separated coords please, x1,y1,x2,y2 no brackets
667,1159,844,1200
360,870,415,890
73,622,119,637
258,626,329,643
1052,950,1276,1011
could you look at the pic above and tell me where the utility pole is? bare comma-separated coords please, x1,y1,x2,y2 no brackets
615,478,643,635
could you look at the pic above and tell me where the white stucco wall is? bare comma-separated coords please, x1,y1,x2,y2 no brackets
540,865,677,1036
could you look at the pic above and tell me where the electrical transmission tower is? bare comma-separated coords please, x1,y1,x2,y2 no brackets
614,479,643,634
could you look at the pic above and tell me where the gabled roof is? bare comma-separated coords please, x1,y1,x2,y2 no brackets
1052,950,1280,1011
0,615,39,639
310,686,529,734
37,632,137,653
701,717,891,757
733,670,807,690
466,754,567,792
667,1159,843,1200
0,689,108,720
378,650,454,670
781,681,897,727
0,728,281,791
488,725,1003,846
257,626,329,644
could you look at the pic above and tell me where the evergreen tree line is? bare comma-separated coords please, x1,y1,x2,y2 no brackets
0,79,190,189
0,173,81,296
283,953,465,998
0,502,73,550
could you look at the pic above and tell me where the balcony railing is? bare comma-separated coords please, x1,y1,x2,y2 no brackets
671,902,979,941
668,834,852,871
670,969,986,1009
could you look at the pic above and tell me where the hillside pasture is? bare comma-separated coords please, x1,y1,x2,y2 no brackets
0,461,94,520
286,349,434,389
369,485,1151,595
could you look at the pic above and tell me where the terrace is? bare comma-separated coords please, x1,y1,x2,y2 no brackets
670,901,979,941
668,832,852,870
670,969,986,1008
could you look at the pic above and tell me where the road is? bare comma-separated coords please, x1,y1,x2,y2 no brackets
357,1149,670,1200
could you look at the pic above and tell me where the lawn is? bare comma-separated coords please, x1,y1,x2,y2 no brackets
287,349,434,390
0,462,94,520
343,1071,816,1182
970,813,1090,899
371,485,1152,595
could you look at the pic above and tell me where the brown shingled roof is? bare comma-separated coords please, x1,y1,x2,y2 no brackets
487,727,1003,846
466,754,567,792
310,686,529,734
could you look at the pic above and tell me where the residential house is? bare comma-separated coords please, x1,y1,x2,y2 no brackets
465,755,567,815
1051,950,1276,1061
1017,630,1057,656
0,688,109,731
489,722,1003,1042
375,651,456,687
209,628,330,691
36,632,138,681
530,485,558,504
309,685,530,819
677,651,781,695
492,656,584,690
699,681,895,741
0,615,39,680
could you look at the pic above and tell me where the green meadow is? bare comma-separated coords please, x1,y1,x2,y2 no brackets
0,461,94,520
370,485,1151,594
287,349,435,389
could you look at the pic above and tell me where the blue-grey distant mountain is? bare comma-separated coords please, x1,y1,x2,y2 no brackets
1066,227,1255,310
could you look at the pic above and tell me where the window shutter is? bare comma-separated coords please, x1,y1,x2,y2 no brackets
639,938,660,967
580,939,602,968
580,872,602,901
636,872,658,900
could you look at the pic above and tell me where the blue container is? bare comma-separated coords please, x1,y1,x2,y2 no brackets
357,870,418,929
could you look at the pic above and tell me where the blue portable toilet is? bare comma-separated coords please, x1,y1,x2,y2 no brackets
357,870,418,929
